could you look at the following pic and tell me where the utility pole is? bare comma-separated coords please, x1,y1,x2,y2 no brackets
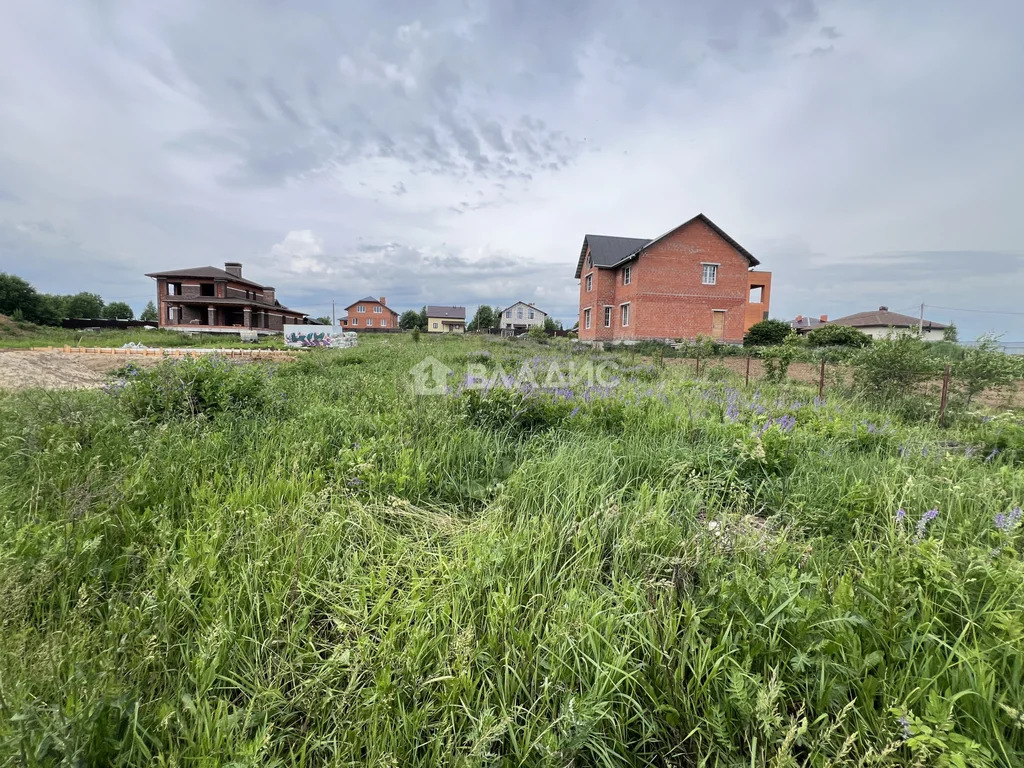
332,300,336,327
918,303,924,336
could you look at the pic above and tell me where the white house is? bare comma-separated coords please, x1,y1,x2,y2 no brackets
499,301,547,335
829,306,948,341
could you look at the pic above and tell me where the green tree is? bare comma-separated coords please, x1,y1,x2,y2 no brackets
468,305,494,332
543,316,557,332
64,292,104,319
35,294,67,325
102,301,135,320
313,315,332,325
399,310,421,330
743,319,793,347
140,301,159,322
806,324,872,348
942,324,959,343
0,273,40,321
418,307,429,331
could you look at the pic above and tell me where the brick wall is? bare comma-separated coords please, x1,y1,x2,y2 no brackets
576,218,770,344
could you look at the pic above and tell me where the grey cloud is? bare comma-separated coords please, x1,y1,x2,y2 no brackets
392,181,407,196
820,25,841,39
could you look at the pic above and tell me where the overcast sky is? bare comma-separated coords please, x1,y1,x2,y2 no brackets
1,1,1023,340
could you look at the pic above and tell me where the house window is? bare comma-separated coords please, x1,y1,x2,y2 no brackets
517,308,523,319
167,282,181,296
623,265,631,285
167,306,175,321
200,283,215,297
529,310,534,319
380,320,387,327
585,274,592,292
374,305,383,313
366,319,373,327
584,308,591,329
620,303,630,327
505,310,511,318
702,264,718,285
432,322,438,329
604,306,612,327
357,305,365,313
351,318,358,325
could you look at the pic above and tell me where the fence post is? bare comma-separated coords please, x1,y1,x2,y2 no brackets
745,354,751,387
695,350,700,377
818,358,826,400
938,364,951,427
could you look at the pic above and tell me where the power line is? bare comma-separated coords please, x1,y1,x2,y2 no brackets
926,304,1024,317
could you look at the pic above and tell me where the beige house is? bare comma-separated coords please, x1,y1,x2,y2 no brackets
499,301,547,335
426,305,466,333
830,306,947,341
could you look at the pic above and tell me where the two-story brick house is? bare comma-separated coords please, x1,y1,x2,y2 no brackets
343,296,400,329
575,214,771,344
145,262,310,333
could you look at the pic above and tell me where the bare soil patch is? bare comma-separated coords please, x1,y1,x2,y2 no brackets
0,350,161,392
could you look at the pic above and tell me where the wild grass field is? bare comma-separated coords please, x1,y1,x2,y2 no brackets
1,334,1023,766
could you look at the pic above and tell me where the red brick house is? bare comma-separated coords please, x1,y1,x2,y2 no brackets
145,262,310,333
575,213,771,344
342,296,399,329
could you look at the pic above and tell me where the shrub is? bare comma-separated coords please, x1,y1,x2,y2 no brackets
110,356,278,422
806,324,872,348
743,319,793,347
411,328,420,344
953,334,1019,407
851,333,937,416
527,326,547,342
760,336,799,384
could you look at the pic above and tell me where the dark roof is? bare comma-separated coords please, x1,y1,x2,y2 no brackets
573,213,759,279
165,295,305,315
145,265,266,289
426,305,466,320
830,307,947,330
344,296,398,313
499,301,548,316
789,316,826,331
575,235,651,278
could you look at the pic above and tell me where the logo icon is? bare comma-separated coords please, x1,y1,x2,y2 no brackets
410,356,454,395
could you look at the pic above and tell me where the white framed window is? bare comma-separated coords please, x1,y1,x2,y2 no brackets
528,310,534,319
620,303,630,327
701,263,718,285
603,306,612,327
380,320,387,327
623,265,631,285
374,305,382,313
357,305,366,313
432,322,438,329
517,308,523,319
366,318,373,327
505,310,511,318
584,308,591,329
585,274,592,292
351,317,358,325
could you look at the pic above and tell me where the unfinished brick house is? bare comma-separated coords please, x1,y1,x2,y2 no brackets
575,213,771,344
146,262,310,333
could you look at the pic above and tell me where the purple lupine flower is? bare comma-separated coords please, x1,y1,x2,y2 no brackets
995,507,1022,532
915,508,939,541
570,406,580,417
898,714,912,741
895,508,906,522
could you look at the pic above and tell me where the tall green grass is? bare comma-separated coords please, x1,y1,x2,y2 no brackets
0,334,1022,766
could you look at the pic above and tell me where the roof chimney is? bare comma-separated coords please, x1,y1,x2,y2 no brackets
379,297,386,305
264,286,275,303
879,306,888,311
819,315,828,323
795,314,803,323
225,262,242,279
